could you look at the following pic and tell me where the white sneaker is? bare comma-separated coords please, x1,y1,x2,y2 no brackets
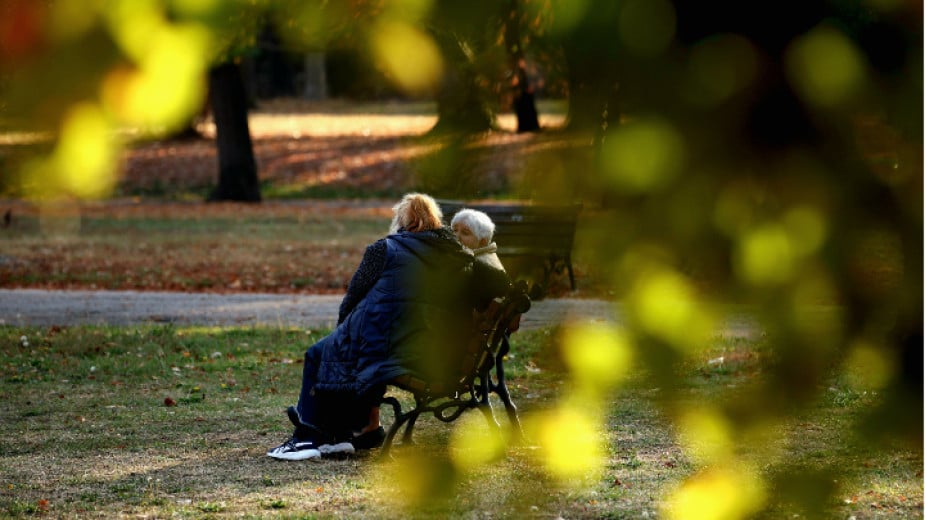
267,437,322,461
318,441,356,456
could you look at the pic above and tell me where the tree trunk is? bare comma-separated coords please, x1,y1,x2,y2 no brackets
563,42,617,137
430,33,494,135
558,0,622,139
505,0,540,133
207,62,261,202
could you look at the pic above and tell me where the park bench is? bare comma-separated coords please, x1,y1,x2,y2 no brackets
439,200,582,298
379,282,531,456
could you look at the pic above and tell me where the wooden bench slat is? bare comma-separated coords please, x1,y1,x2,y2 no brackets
438,199,581,296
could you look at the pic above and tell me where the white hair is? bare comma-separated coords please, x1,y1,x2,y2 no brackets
450,208,495,242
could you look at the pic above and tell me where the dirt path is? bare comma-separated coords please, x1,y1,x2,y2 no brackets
0,289,760,337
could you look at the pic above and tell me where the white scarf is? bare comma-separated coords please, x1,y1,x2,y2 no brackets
471,243,498,256
471,242,505,272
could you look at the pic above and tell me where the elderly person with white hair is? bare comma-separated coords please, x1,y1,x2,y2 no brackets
451,208,506,273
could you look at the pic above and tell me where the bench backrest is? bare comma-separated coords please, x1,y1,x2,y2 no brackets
394,282,531,398
457,282,532,387
440,201,581,257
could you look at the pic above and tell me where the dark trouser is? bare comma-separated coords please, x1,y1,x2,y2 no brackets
293,342,383,440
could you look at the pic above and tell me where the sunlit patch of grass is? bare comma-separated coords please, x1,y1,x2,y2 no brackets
262,181,403,200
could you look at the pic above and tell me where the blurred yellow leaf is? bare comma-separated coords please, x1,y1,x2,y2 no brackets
105,0,166,63
664,465,767,520
560,321,634,394
677,407,733,464
843,340,895,390
601,118,686,193
628,267,714,351
52,103,119,199
786,25,867,109
527,400,605,483
539,0,590,36
735,224,796,286
449,413,507,472
782,206,827,256
371,21,443,95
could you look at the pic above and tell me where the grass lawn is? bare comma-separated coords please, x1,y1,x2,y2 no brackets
1,325,920,519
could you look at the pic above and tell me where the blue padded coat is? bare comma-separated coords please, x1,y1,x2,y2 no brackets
310,229,477,401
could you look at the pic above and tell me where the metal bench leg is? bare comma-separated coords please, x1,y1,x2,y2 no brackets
493,376,523,441
381,419,403,458
476,376,501,431
380,398,402,457
493,336,524,441
401,411,420,445
381,408,426,457
381,394,434,458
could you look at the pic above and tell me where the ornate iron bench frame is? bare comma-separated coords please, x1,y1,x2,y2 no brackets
379,282,531,456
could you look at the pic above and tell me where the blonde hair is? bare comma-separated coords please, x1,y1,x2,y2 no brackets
390,193,443,233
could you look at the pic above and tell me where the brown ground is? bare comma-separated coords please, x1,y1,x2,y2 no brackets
119,98,578,199
0,100,599,296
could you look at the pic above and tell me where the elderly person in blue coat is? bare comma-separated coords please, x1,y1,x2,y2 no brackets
268,193,510,461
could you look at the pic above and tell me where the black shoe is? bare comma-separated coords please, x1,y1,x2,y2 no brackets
285,406,355,456
352,427,386,450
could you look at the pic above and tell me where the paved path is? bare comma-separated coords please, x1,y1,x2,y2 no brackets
0,289,759,337
0,289,616,330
